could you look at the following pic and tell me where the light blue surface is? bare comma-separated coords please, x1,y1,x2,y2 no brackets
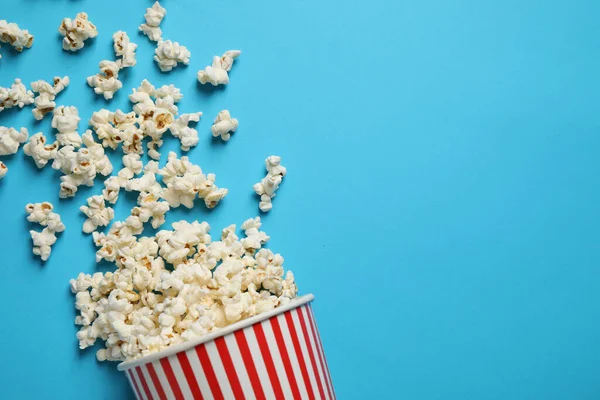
1,0,600,398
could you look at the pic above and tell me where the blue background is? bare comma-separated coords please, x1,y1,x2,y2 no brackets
1,0,599,398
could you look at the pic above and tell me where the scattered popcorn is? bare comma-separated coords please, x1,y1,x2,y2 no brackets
154,40,190,72
89,109,143,154
0,79,34,112
0,161,7,179
139,1,166,42
71,216,297,361
0,126,28,155
80,195,115,233
31,76,70,120
87,61,122,100
211,110,238,141
159,151,228,209
197,50,241,86
113,31,137,69
0,20,34,54
23,132,58,168
170,112,202,151
26,202,65,261
253,155,286,212
58,12,98,51
52,106,82,148
51,132,113,198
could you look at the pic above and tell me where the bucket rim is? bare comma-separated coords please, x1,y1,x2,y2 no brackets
117,293,315,371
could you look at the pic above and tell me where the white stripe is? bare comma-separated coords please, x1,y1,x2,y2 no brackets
308,306,334,398
278,313,309,399
127,371,142,400
186,348,214,400
142,365,160,400
262,319,294,399
225,333,255,399
153,361,174,399
292,309,320,399
134,369,150,400
301,306,329,400
205,341,235,399
245,326,277,399
168,355,194,400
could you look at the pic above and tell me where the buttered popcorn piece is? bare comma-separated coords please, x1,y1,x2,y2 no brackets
211,110,238,142
154,40,190,72
139,1,166,42
0,79,34,112
0,20,34,53
87,61,122,100
0,161,7,179
26,202,65,262
71,216,298,361
253,155,287,212
23,132,58,168
80,195,115,233
58,12,98,51
197,50,241,86
113,31,137,69
0,126,28,155
31,76,70,120
170,112,202,151
52,106,82,148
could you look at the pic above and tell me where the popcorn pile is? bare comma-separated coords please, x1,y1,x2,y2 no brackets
254,156,287,212
0,20,34,59
26,202,65,261
87,32,137,99
71,216,297,361
58,12,98,52
197,50,241,86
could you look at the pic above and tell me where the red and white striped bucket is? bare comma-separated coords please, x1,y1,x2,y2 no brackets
118,294,335,399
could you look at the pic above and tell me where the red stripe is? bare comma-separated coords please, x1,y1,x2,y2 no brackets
298,306,327,400
160,357,185,400
177,352,204,399
147,363,167,400
195,345,224,400
215,337,246,399
253,323,285,400
286,310,316,399
270,315,302,400
136,366,153,400
235,330,266,400
127,369,143,400
308,305,335,399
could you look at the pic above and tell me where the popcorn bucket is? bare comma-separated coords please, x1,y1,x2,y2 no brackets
118,294,336,399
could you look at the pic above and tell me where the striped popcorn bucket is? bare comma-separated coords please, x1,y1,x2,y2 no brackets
118,294,335,399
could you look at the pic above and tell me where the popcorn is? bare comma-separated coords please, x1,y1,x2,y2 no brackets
80,195,115,233
23,132,58,168
52,106,82,148
89,109,143,154
170,112,202,151
0,126,28,155
197,50,241,86
0,79,34,112
0,161,7,179
72,217,298,361
58,12,98,51
26,202,65,261
253,155,286,212
211,110,238,141
31,76,70,120
139,1,166,42
87,61,122,100
113,31,137,69
154,40,190,72
158,151,228,209
51,133,113,198
0,20,34,53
